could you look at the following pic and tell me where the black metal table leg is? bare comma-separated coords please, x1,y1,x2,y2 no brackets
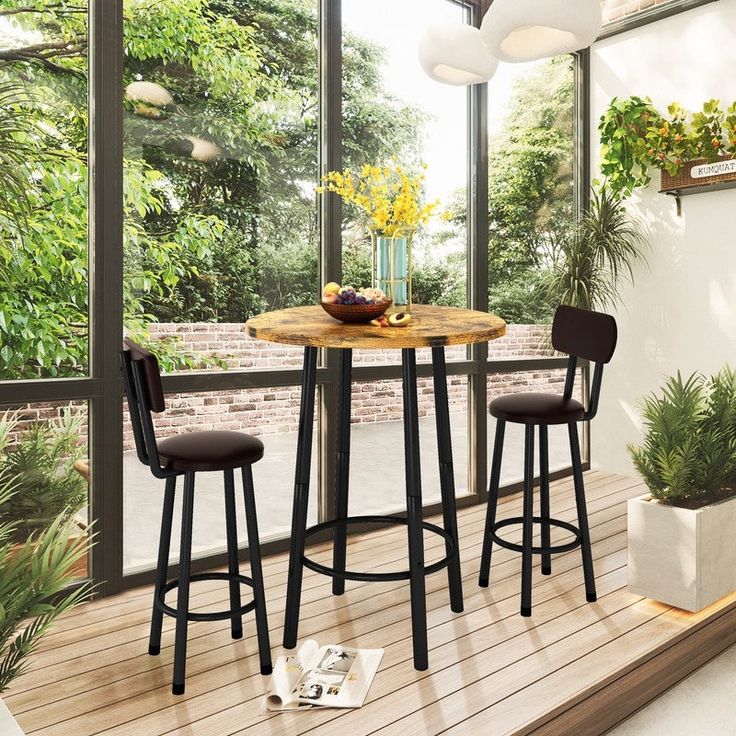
223,468,243,639
332,349,352,596
539,425,552,576
172,471,195,695
242,464,273,675
402,348,428,671
149,474,176,656
520,425,535,617
283,346,318,649
479,419,506,588
569,421,597,602
431,346,463,613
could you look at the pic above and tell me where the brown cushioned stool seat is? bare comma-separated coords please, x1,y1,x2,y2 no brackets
490,393,585,425
158,431,264,472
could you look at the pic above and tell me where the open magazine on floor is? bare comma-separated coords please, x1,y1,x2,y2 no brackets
261,639,384,712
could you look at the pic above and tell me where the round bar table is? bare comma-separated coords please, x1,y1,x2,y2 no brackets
246,304,506,670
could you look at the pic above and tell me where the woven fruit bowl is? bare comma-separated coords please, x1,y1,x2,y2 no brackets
321,300,392,324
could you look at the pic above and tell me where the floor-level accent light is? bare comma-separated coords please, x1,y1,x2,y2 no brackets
418,24,498,86
480,0,602,63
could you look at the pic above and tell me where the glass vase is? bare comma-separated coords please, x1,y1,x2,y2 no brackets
371,231,413,310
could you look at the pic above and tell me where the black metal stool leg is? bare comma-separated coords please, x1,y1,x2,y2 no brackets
332,348,352,596
539,425,552,576
223,468,243,640
402,348,428,671
431,346,463,613
172,471,195,695
479,419,506,587
569,421,597,602
242,465,273,676
520,424,535,617
284,346,318,649
149,474,176,656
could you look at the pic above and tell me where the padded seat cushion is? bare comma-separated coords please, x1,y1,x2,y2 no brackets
490,393,585,425
158,431,264,472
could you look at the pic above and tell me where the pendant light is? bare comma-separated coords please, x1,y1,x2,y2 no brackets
418,24,498,86
480,0,602,63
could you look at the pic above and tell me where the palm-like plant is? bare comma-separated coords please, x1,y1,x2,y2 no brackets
0,477,93,693
0,409,87,543
545,187,648,310
628,368,736,507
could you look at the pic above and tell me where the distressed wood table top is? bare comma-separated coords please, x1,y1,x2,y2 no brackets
245,304,507,349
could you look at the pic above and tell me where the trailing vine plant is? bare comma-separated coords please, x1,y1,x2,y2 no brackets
599,97,736,197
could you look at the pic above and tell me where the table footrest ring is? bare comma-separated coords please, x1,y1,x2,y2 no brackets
302,515,457,582
156,572,257,621
491,517,581,555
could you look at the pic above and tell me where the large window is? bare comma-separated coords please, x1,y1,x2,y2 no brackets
0,0,585,596
0,3,89,380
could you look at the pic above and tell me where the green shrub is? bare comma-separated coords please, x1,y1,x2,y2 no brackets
0,408,87,543
628,367,736,507
0,478,93,692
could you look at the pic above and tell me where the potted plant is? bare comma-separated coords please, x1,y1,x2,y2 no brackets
317,162,440,309
627,367,736,612
0,410,88,577
599,97,736,197
543,186,648,311
0,477,93,733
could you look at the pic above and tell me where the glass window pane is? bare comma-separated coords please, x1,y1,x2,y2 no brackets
123,388,318,574
0,401,90,581
487,55,575,358
342,0,470,367
0,3,89,379
122,0,319,374
348,375,469,517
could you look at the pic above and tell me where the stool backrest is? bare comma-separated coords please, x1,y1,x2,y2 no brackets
551,305,617,364
551,305,618,421
121,339,172,478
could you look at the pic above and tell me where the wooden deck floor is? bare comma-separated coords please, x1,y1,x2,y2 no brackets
7,471,736,736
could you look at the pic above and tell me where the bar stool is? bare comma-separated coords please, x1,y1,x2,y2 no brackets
478,305,617,616
121,339,272,695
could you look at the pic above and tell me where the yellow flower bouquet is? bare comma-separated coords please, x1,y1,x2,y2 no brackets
317,162,439,236
317,162,440,310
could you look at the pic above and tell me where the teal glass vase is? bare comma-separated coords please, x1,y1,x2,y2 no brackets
371,232,413,309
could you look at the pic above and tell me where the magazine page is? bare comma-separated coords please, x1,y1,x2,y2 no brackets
291,644,384,709
263,639,320,711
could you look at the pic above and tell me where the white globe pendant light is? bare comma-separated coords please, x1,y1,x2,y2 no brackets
480,0,602,63
418,24,498,86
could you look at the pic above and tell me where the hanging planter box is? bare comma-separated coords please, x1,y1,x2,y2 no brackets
660,155,736,192
628,493,736,612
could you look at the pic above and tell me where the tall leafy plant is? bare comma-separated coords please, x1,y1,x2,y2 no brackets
0,409,87,543
0,478,93,692
628,368,736,508
544,187,648,311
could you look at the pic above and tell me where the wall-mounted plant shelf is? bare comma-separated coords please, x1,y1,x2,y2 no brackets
660,157,736,215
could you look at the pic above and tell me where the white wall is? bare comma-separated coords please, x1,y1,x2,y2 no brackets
590,0,736,475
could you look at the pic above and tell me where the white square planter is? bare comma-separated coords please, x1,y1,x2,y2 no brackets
628,493,736,612
0,698,24,736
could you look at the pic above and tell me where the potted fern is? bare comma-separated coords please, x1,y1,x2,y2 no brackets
0,477,93,734
627,367,736,612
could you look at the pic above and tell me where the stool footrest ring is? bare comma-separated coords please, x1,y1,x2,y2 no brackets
302,515,457,583
156,572,257,622
491,516,581,555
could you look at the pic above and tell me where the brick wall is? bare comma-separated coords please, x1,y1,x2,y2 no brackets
602,0,676,24
4,323,558,451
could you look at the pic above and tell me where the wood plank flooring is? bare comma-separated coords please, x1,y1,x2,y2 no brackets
6,472,736,736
